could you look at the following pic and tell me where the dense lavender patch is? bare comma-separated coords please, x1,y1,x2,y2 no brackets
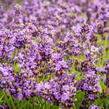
0,0,109,109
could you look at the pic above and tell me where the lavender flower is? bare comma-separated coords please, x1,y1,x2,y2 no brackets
90,104,101,109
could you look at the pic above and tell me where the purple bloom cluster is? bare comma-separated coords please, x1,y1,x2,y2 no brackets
90,104,101,109
0,0,109,108
36,73,76,107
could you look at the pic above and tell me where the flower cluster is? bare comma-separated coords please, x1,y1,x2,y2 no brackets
0,0,109,108
90,104,101,109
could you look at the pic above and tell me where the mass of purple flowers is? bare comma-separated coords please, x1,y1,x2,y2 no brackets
0,0,109,109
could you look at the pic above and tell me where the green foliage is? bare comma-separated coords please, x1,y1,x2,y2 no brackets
0,90,60,109
34,38,38,43
75,90,85,109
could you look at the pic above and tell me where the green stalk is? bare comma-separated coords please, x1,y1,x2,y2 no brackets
3,90,16,109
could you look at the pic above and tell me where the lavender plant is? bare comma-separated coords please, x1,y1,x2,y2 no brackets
0,0,109,109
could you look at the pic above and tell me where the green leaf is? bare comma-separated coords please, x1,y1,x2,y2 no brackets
99,78,105,93
54,47,57,53
8,90,16,109
75,90,85,109
3,91,12,109
34,38,38,43
0,95,4,103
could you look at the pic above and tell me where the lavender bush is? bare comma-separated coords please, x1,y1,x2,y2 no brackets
0,0,109,109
